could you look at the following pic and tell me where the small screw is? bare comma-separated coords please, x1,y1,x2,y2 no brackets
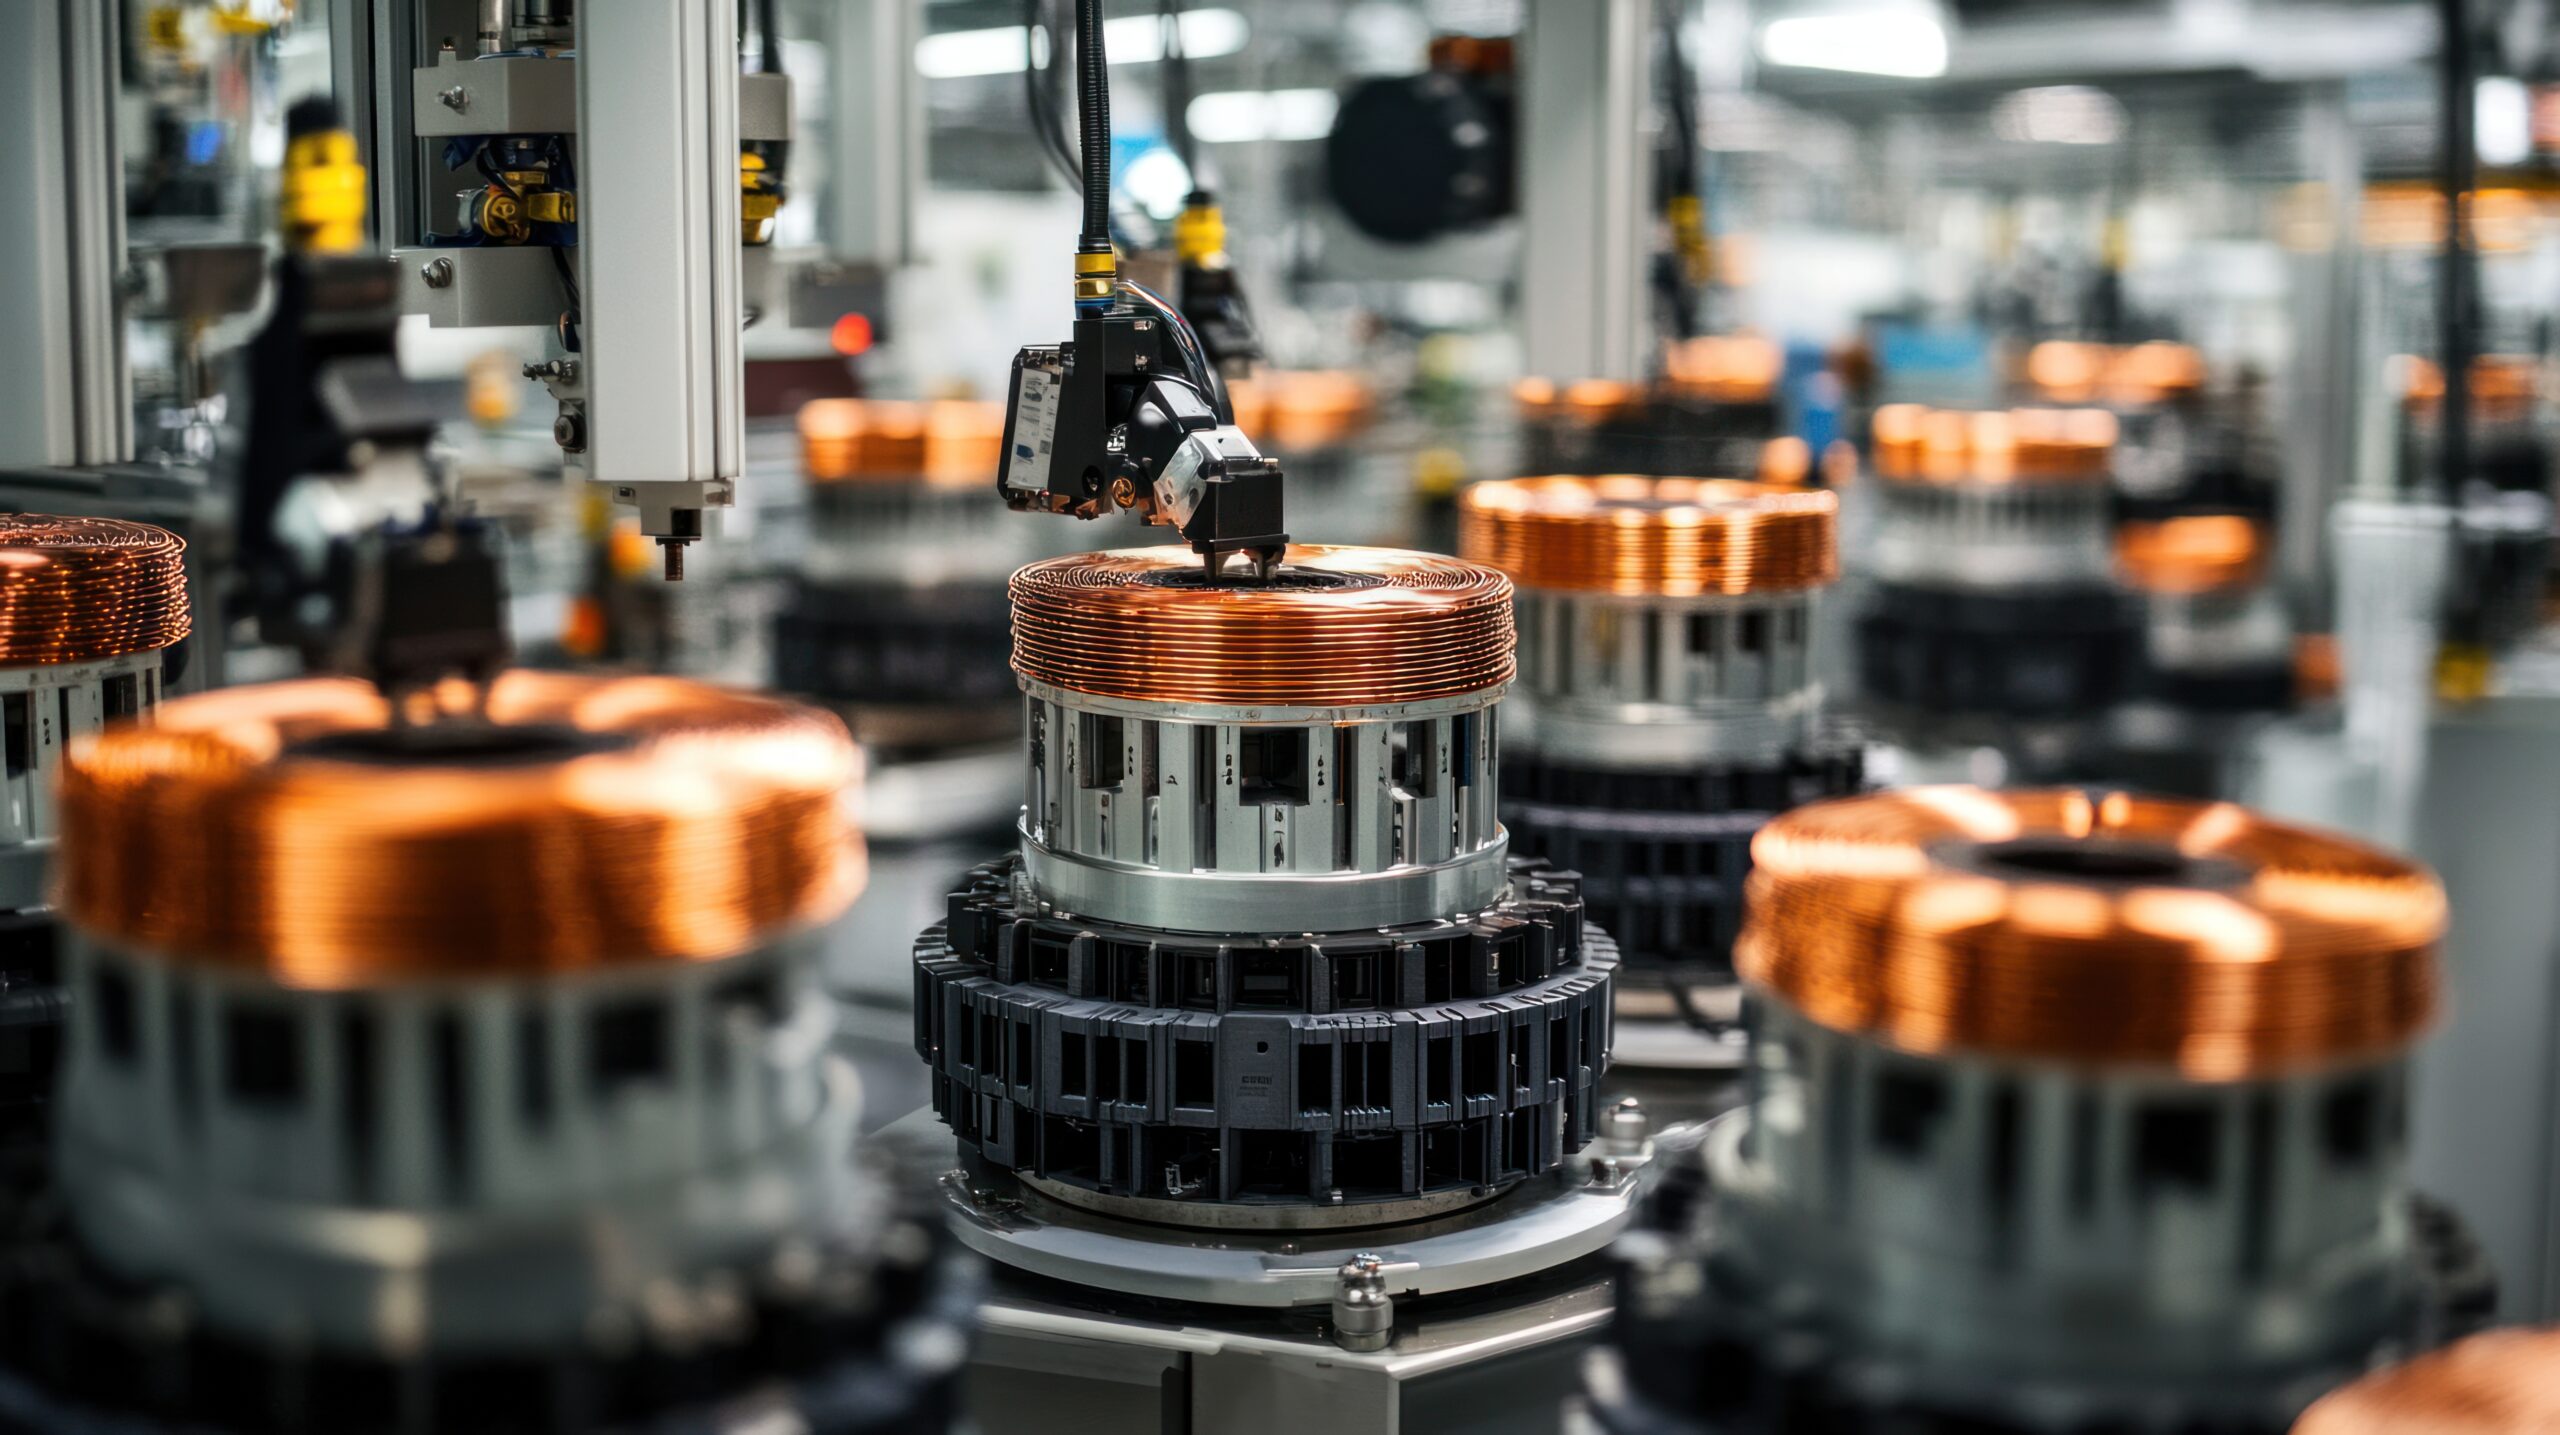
552,409,585,451
421,256,454,289
439,85,468,112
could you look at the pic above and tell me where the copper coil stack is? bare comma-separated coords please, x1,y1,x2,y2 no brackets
1514,376,1650,429
1007,545,1520,931
799,397,1007,486
2116,514,2269,596
1865,405,2119,598
1227,370,1376,453
1010,545,1514,709
1653,786,2462,1423
1870,403,2119,484
2402,353,2542,426
1460,475,1836,599
60,671,861,981
2026,340,2208,409
0,514,190,667
0,514,192,936
49,672,885,1368
2293,1328,2560,1435
1740,787,2441,1076
1460,477,1839,770
1661,334,1783,406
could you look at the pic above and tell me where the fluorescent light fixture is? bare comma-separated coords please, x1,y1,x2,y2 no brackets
2478,76,2531,167
918,9,1247,80
1990,85,2125,145
1757,8,1948,79
1122,145,1195,218
1187,88,1342,144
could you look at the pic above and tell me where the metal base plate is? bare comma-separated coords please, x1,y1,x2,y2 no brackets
934,1132,1657,1310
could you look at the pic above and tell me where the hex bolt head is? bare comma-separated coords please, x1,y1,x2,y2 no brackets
1330,1253,1393,1353
552,409,585,452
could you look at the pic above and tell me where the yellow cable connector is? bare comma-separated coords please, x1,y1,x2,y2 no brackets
741,150,783,246
281,127,366,255
1667,192,1710,286
1173,198,1226,266
1074,247,1118,306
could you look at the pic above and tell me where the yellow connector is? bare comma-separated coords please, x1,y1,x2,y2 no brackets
740,151,783,246
1667,192,1710,286
1074,247,1118,306
281,127,366,255
1173,198,1226,266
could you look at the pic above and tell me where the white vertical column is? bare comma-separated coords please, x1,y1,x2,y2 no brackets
828,0,921,268
578,0,744,568
0,0,129,468
1520,0,1653,386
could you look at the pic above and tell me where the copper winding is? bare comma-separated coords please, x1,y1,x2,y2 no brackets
1871,404,2118,484
1736,788,2443,1079
58,672,863,988
1514,377,1649,425
2027,340,2206,407
1662,334,1782,404
1228,370,1376,452
2116,515,2269,595
1459,476,1838,598
2402,354,2541,424
800,398,1006,487
2291,1328,2560,1435
0,515,190,667
1009,545,1514,707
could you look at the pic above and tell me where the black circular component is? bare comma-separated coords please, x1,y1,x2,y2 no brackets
1499,740,1864,994
771,579,1017,710
290,723,629,768
0,911,59,1128
0,1144,977,1435
913,858,1616,1210
1857,581,2137,721
1324,72,1513,244
1584,1185,2496,1435
1133,566,1377,594
1520,407,1779,483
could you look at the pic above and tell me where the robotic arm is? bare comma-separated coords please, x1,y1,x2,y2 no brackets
994,0,1287,582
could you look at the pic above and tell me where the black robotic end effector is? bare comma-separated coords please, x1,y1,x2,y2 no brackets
999,308,1289,580
329,515,514,715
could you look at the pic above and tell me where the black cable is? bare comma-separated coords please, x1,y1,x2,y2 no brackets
1659,0,1701,205
2438,0,2475,504
1075,0,1113,250
758,0,782,73
1024,0,1082,189
1159,0,1198,181
1121,277,1230,421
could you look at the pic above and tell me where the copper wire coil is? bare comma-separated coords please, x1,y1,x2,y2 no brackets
1458,476,1838,598
1227,370,1376,452
57,672,863,988
2116,515,2269,595
1514,377,1650,425
799,398,1005,487
1869,404,2117,483
1736,788,2443,1079
2291,1328,2560,1435
2026,340,2207,407
1009,545,1514,707
2402,353,2541,424
1661,334,1783,404
0,515,190,667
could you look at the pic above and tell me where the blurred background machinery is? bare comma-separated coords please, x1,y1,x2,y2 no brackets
5,0,2560,1429
1589,788,2492,1435
902,544,1631,1435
